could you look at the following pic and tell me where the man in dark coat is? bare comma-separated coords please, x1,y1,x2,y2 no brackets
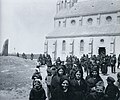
46,55,52,68
117,54,120,69
37,54,43,65
31,53,34,60
110,55,116,73
101,57,108,75
105,76,119,100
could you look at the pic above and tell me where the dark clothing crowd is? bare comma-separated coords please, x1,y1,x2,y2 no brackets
29,54,120,100
37,54,52,67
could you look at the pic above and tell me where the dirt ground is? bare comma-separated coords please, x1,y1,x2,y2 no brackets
0,56,120,100
0,56,37,100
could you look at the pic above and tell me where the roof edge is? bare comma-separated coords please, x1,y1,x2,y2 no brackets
46,33,120,39
54,10,120,20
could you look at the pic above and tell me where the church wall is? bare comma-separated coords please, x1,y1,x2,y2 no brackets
54,12,118,29
47,35,120,61
47,38,75,61
73,36,115,56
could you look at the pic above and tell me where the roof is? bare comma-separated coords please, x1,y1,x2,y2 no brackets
55,0,120,19
46,25,120,39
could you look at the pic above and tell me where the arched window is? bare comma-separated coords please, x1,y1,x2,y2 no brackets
106,16,112,23
100,39,104,43
87,18,93,25
71,20,76,25
80,40,84,52
62,40,66,51
58,21,61,27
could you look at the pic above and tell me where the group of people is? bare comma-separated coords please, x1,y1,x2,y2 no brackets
29,53,120,100
80,54,120,75
16,52,34,60
37,54,52,67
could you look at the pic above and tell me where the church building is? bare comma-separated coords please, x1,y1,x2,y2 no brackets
45,0,120,61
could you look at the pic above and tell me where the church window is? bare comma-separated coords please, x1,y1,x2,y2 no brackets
106,16,112,23
59,21,61,27
71,20,76,25
62,40,66,51
87,18,93,25
80,40,84,52
100,39,104,43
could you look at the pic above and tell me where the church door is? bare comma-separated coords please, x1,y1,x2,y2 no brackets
98,47,106,55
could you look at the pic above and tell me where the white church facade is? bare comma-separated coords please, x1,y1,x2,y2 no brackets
45,0,120,61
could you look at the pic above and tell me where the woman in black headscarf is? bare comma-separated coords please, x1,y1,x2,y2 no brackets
85,66,103,93
71,69,88,100
51,76,75,100
51,65,66,96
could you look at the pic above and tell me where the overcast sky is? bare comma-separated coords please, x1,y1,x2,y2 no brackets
0,0,85,54
1,0,58,54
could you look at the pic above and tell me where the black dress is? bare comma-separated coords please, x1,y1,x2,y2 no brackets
51,87,75,100
29,88,46,100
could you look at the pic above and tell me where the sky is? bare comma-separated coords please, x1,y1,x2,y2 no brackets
0,0,58,54
0,0,85,54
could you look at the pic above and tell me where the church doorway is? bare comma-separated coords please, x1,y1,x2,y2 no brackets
98,47,106,55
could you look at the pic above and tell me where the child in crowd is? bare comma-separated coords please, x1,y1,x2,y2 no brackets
86,82,106,100
32,68,42,80
29,79,46,100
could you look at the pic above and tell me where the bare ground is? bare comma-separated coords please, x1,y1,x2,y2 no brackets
0,56,36,100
